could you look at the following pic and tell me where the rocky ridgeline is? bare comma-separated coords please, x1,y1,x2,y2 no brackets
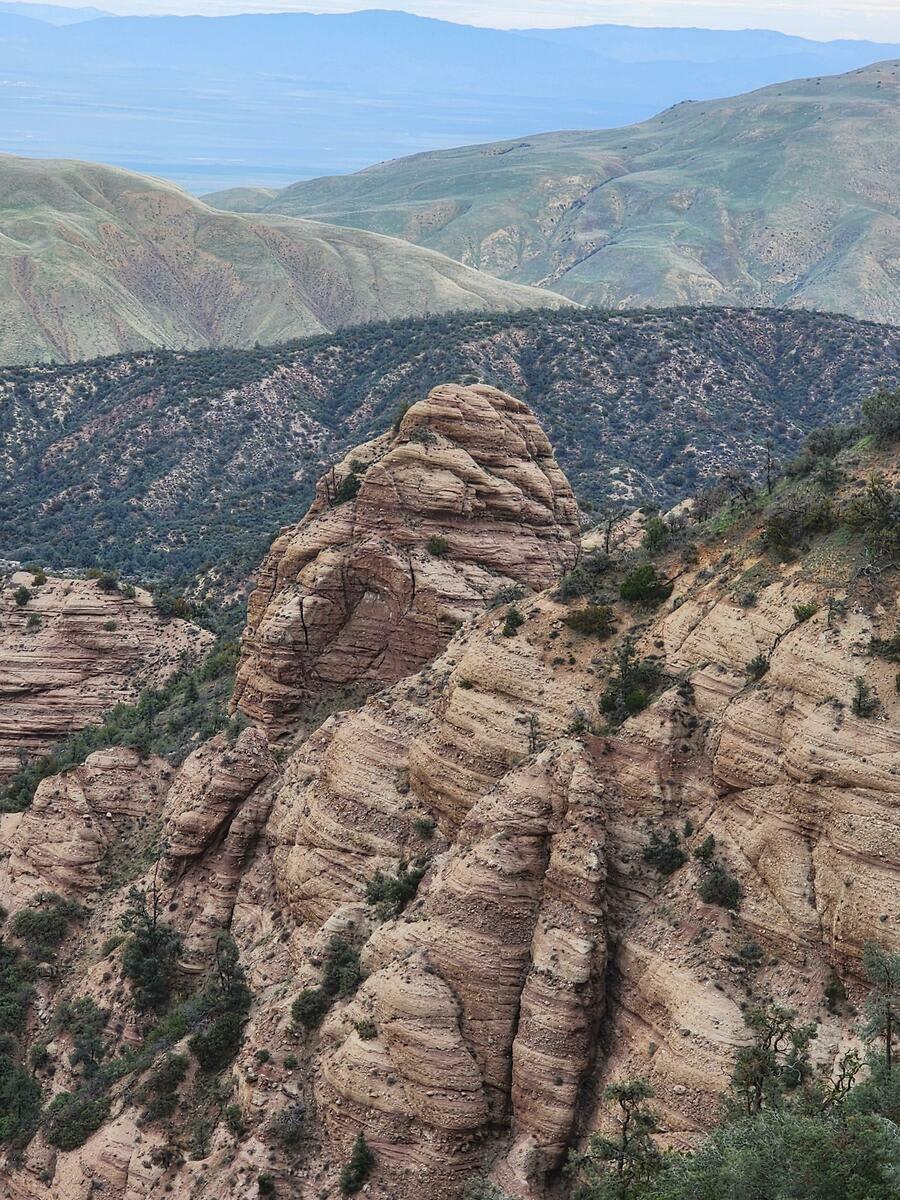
0,385,898,1200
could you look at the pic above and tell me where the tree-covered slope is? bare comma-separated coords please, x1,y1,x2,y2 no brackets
2,307,897,585
213,61,900,325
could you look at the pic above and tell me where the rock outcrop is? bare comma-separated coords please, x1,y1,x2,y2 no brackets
233,383,580,733
3,396,899,1200
0,572,212,778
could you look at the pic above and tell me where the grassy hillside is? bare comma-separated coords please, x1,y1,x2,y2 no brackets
213,62,900,325
1,307,897,585
0,155,569,365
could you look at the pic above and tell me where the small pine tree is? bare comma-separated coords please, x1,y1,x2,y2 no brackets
340,1132,375,1195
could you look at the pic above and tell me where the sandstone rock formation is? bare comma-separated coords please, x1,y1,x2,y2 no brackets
0,747,169,910
0,571,212,778
233,383,580,733
2,400,898,1200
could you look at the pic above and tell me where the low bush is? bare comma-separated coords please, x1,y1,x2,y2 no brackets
600,638,664,724
427,535,449,557
365,861,427,921
45,1089,111,1150
292,936,362,1031
620,564,673,608
762,490,833,553
644,831,687,877
792,602,819,624
189,1011,244,1073
861,387,900,444
502,607,524,637
11,894,85,961
747,654,769,681
851,677,879,718
847,475,900,560
698,867,742,911
139,1052,189,1120
870,629,900,663
563,603,616,639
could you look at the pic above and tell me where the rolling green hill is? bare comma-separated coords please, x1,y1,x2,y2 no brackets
2,306,897,586
0,155,569,364
208,61,900,325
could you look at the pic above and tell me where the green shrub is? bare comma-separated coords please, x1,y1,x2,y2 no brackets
793,602,819,624
56,997,108,1077
292,937,362,1031
427,535,449,557
189,1011,244,1073
643,831,687,877
600,638,664,724
861,387,900,444
13,586,30,607
747,654,769,681
846,476,900,560
502,607,524,637
291,988,330,1030
555,552,610,602
341,1131,375,1195
698,867,742,911
851,677,879,718
354,1019,377,1041
139,1052,189,1120
365,861,426,921
412,817,436,840
620,564,673,608
693,835,716,863
870,629,900,663
333,471,361,504
762,490,833,552
45,1090,111,1150
120,887,182,1014
257,1173,276,1196
11,894,85,961
642,515,670,554
563,603,616,639
0,1054,42,1144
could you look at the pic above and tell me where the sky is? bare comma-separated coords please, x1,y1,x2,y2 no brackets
53,0,900,40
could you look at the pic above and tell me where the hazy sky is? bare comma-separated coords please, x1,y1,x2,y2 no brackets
59,0,900,41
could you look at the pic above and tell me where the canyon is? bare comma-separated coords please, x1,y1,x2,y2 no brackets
0,383,897,1199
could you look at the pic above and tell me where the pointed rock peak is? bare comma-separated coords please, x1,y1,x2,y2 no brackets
233,383,579,734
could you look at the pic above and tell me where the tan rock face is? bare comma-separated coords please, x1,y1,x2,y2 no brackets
0,572,212,778
0,747,168,909
233,384,580,733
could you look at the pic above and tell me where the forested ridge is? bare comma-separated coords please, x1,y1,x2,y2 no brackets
1,306,897,585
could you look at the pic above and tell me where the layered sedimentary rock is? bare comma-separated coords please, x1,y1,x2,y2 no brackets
0,748,169,909
162,727,277,968
4,400,899,1200
233,383,580,733
0,572,212,778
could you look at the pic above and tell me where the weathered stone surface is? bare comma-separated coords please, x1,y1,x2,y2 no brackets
233,383,580,733
0,747,168,908
0,572,212,778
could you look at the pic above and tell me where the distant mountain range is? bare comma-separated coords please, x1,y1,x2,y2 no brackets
208,60,900,326
0,155,568,364
0,7,896,191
